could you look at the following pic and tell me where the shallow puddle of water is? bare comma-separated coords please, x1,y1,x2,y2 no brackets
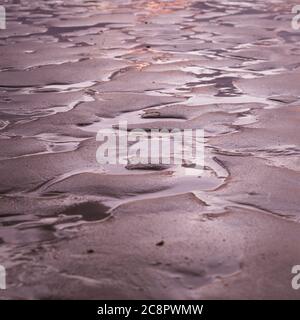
0,0,299,299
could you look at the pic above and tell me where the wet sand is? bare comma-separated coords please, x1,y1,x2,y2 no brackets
0,0,300,299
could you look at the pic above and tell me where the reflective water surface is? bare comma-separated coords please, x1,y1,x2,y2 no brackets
0,0,300,299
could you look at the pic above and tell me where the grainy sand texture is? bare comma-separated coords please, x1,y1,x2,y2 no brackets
0,0,300,299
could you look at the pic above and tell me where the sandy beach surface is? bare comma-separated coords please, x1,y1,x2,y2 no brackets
0,0,300,299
